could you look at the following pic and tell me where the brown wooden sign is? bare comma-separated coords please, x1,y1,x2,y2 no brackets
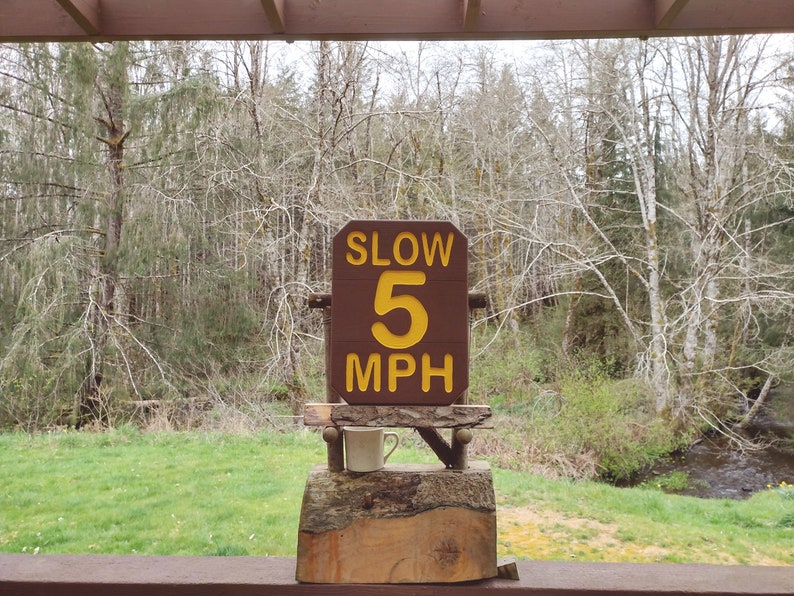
330,220,468,406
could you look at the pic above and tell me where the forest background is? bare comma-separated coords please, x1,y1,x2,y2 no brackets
2,36,793,481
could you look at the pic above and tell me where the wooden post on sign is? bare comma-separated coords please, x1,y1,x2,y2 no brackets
449,292,487,470
307,294,343,473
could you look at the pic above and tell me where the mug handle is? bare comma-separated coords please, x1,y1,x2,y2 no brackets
383,431,400,463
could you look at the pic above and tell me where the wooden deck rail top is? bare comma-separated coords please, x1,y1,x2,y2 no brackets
2,555,793,595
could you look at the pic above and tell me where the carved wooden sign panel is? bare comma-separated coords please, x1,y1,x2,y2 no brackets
330,220,468,405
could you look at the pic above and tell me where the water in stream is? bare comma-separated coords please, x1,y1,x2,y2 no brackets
636,436,794,499
627,388,794,499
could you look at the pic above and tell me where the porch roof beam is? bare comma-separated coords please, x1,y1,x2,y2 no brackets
54,0,101,36
2,1,794,42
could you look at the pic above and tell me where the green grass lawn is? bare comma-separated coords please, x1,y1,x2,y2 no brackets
1,429,792,564
494,469,794,565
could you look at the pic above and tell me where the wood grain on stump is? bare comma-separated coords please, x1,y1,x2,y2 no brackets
295,462,497,584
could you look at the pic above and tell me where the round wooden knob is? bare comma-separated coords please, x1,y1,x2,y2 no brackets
322,426,340,443
455,428,473,444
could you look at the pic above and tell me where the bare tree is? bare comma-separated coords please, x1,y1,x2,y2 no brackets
515,36,794,422
76,42,132,425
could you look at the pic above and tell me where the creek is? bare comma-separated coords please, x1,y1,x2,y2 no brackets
626,386,794,499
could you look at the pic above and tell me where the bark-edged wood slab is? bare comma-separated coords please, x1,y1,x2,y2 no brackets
296,462,497,583
302,403,493,429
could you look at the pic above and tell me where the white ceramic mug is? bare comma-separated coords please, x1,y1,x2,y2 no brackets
343,427,399,472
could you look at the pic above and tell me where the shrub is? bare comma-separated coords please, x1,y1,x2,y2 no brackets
552,366,683,481
472,338,685,481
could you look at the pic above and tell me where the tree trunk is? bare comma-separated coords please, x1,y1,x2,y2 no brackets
632,45,670,415
77,42,130,427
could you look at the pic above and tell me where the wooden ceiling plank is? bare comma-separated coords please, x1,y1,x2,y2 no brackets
287,0,459,36
477,0,652,35
655,0,690,28
54,0,101,36
98,0,275,39
463,0,481,32
667,0,794,31
260,0,286,34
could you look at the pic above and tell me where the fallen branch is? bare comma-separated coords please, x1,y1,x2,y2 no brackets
733,373,776,432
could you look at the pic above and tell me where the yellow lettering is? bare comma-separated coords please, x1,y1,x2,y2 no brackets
346,231,367,265
371,271,428,349
346,353,381,392
393,232,419,266
388,353,416,392
421,231,454,267
421,353,454,393
371,231,391,266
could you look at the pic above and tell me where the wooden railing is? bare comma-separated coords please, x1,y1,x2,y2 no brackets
2,555,792,595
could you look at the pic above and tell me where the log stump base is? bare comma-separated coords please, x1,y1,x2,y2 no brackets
295,462,497,584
